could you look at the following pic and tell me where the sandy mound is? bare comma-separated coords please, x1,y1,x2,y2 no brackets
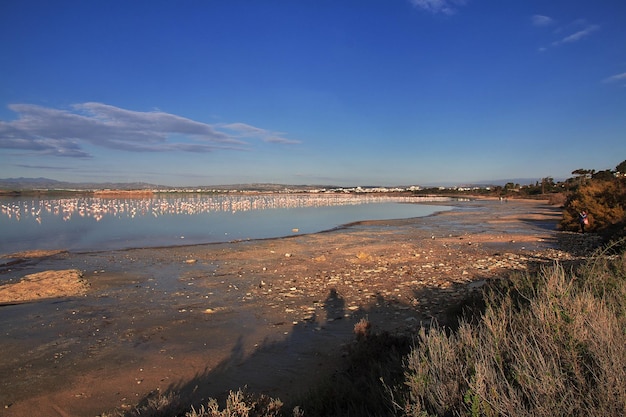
0,269,88,304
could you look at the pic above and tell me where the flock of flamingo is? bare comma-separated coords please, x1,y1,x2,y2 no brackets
0,193,451,225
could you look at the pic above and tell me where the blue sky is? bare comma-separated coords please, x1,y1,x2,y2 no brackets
1,0,625,187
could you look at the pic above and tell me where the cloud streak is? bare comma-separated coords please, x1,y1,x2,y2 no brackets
551,23,600,46
409,0,467,15
0,103,299,158
603,72,626,84
534,16,600,51
218,122,301,145
532,15,554,27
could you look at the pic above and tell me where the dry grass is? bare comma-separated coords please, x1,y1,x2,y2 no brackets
100,389,289,417
403,250,626,417
186,389,286,417
560,176,626,235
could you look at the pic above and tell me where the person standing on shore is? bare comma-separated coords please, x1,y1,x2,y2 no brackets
579,210,589,233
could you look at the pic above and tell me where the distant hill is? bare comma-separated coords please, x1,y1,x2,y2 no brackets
0,178,333,192
0,177,160,191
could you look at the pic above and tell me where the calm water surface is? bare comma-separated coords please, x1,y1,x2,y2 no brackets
0,194,452,255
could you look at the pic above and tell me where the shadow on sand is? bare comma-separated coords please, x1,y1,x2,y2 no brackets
114,275,502,416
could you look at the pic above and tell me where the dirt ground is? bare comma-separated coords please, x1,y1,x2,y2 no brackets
0,198,595,417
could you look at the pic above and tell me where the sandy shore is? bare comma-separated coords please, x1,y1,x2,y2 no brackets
0,198,594,416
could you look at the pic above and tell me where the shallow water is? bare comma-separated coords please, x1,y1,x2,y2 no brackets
0,194,452,255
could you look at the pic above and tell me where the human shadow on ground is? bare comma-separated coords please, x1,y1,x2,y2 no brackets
517,215,560,232
114,272,508,416
127,287,356,413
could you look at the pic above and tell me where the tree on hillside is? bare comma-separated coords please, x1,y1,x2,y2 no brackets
572,168,594,186
616,159,626,175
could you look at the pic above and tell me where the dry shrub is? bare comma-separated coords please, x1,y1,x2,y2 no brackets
354,317,372,341
404,254,626,417
101,389,286,417
99,391,184,417
403,325,475,416
186,389,285,417
561,177,626,234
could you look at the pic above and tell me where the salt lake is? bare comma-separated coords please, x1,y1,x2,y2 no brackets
0,194,453,255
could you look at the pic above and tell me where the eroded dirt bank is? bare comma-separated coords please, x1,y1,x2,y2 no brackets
0,199,596,417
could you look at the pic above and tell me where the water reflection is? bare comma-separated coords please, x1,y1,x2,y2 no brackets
1,194,450,224
0,194,453,255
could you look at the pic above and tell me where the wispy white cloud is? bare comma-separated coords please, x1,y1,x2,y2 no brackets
551,23,600,46
409,0,467,15
0,103,299,158
531,15,554,27
603,72,626,84
534,17,600,51
219,122,301,145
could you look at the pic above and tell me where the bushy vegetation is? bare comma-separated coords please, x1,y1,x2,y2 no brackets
101,388,287,417
560,161,626,241
402,249,626,417
185,389,286,417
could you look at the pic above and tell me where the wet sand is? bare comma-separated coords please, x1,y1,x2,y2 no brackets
0,198,582,416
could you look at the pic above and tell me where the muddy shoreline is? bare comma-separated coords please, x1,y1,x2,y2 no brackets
0,198,587,416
